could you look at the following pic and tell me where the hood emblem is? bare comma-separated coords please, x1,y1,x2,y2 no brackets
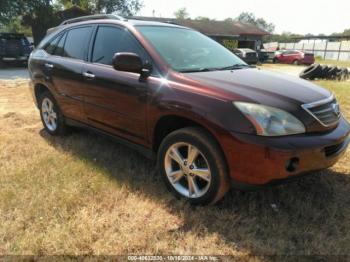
332,103,340,116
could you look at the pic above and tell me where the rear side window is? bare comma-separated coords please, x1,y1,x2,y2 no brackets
92,26,146,65
54,33,67,56
63,26,92,60
44,36,60,55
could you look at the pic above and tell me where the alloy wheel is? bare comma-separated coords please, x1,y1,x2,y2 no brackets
164,142,211,198
41,97,58,131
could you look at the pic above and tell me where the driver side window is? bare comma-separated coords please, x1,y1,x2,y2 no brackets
92,26,148,66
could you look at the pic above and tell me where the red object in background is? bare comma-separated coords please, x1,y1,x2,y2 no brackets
274,50,315,65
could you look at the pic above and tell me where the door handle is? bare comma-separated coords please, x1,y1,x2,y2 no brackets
83,72,95,79
45,63,54,69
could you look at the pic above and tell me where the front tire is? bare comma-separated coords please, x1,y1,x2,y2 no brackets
39,91,67,136
158,127,230,205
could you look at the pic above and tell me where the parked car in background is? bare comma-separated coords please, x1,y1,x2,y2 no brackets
0,33,32,67
273,50,315,65
29,15,350,205
232,48,258,64
259,49,276,62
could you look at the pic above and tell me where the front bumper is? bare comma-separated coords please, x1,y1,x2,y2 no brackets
220,117,350,186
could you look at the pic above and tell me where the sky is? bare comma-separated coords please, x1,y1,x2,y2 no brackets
138,0,350,35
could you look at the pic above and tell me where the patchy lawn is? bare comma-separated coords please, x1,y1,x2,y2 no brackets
0,75,349,258
315,58,350,68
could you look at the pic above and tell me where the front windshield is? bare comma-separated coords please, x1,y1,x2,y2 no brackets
136,25,247,72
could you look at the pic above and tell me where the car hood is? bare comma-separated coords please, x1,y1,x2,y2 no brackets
183,68,331,107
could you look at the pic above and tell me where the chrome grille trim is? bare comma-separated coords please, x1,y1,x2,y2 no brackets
301,94,341,127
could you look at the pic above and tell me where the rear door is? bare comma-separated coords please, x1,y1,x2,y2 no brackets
46,26,93,122
81,25,153,144
283,51,296,63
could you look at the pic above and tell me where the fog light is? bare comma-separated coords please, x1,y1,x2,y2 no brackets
285,157,299,172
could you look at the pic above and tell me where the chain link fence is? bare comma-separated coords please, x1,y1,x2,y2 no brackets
264,41,350,61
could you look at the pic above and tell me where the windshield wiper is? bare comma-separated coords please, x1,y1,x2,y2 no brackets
216,64,250,71
179,64,251,73
179,67,214,73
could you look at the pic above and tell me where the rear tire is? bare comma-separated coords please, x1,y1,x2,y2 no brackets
157,127,230,205
39,91,67,136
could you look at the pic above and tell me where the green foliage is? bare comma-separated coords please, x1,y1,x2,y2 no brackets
58,0,142,15
174,7,189,20
195,16,211,21
0,17,32,36
343,28,350,36
232,12,275,33
264,31,303,43
0,0,142,45
222,39,238,50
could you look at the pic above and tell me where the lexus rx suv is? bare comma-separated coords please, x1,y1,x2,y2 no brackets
28,15,350,205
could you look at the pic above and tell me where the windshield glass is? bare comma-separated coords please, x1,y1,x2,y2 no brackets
136,25,247,72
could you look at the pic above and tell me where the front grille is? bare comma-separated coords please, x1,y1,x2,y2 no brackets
302,95,341,127
324,142,344,157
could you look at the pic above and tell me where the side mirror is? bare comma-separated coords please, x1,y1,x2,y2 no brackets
112,52,142,72
112,52,152,80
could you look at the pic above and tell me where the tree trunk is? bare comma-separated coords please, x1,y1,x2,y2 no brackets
31,22,49,46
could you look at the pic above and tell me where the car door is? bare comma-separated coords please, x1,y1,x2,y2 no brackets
45,26,93,122
81,25,153,144
284,51,295,63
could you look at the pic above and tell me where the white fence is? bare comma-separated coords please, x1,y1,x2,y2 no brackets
264,41,350,61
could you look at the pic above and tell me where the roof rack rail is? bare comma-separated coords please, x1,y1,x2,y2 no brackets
59,14,126,26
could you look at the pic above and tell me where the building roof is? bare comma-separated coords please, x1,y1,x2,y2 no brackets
132,16,270,37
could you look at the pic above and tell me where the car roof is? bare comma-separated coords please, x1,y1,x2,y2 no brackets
127,19,187,28
46,18,190,36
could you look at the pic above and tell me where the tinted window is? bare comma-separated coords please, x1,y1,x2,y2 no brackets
92,26,146,65
63,27,92,60
54,33,67,56
44,36,60,54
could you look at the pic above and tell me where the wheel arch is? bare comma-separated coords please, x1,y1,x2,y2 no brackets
34,83,50,107
152,114,227,162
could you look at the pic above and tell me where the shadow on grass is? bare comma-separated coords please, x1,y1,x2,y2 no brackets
40,128,350,256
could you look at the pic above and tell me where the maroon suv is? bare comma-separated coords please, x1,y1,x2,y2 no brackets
28,15,350,205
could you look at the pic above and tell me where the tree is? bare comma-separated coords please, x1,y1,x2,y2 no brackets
195,16,211,21
0,0,142,45
343,28,350,35
264,31,303,43
174,7,189,19
59,0,143,15
234,12,275,33
0,0,58,46
0,17,32,36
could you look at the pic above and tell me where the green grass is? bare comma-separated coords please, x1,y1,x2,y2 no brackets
315,58,350,68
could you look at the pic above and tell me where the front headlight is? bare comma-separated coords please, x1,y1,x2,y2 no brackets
234,102,306,136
